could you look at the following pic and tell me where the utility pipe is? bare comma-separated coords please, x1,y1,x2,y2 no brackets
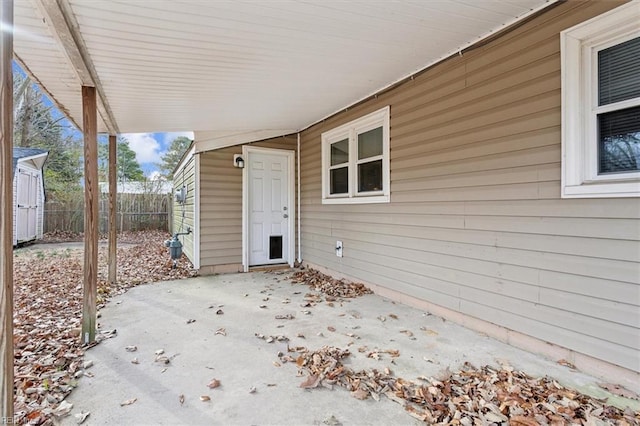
297,132,302,263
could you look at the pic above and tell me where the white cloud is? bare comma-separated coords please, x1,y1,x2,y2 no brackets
163,131,194,147
122,133,162,164
147,170,163,180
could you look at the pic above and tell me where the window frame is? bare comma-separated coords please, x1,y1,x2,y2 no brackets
561,2,640,198
321,106,390,204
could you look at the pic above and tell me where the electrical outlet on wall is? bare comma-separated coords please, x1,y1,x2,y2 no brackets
336,240,343,257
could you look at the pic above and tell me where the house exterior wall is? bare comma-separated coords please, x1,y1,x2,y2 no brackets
299,0,640,375
198,135,297,274
173,154,196,263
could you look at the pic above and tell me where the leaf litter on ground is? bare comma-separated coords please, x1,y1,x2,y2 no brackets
12,230,196,425
290,345,640,424
289,268,372,300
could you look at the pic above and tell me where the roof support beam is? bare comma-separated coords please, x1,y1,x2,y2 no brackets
81,85,98,344
108,134,117,286
34,0,119,135
0,0,14,419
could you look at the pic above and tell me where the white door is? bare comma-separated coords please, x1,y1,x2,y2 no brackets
247,149,291,266
16,168,38,242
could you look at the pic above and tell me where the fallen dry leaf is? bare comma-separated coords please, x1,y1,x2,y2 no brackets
323,415,342,426
120,398,137,407
351,388,369,400
200,395,211,401
598,383,640,400
215,327,226,336
74,411,90,424
52,400,73,417
125,345,137,352
510,416,540,426
299,374,320,389
179,394,185,405
207,379,221,389
389,313,398,320
186,319,196,324
327,326,336,332
131,357,139,364
155,356,170,365
420,327,438,336
557,358,577,369
249,386,257,394
275,314,295,320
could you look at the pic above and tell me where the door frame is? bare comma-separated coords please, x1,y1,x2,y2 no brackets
242,145,295,272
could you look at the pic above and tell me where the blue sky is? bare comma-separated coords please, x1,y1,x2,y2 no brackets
117,131,194,177
14,61,193,178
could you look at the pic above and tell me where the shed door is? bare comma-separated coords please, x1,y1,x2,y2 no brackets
16,168,38,242
248,150,290,266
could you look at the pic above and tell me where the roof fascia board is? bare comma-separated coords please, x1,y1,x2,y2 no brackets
173,146,196,177
34,0,119,134
14,55,82,131
16,153,48,168
299,0,560,133
194,129,296,153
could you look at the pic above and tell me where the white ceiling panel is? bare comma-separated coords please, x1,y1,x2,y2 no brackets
14,0,552,136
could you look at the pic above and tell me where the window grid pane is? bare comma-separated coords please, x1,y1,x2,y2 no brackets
357,127,383,160
330,166,349,194
330,139,349,166
598,36,640,106
598,105,640,174
358,159,383,192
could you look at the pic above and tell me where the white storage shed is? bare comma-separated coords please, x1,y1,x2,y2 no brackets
12,148,48,246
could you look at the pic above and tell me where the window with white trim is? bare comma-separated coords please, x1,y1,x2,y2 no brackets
321,106,390,204
561,2,640,198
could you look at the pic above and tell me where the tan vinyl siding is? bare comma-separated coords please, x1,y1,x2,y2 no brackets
199,136,297,270
299,0,640,372
172,155,196,263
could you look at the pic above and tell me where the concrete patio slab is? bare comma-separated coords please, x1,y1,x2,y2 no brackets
58,271,639,425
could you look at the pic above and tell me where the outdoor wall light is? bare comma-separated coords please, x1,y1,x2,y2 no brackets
233,154,245,168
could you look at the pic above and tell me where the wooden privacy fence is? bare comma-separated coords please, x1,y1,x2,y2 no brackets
44,192,172,234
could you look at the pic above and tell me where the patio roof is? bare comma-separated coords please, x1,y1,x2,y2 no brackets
15,0,553,138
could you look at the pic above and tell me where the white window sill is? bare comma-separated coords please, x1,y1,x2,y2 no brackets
562,180,640,198
322,194,390,204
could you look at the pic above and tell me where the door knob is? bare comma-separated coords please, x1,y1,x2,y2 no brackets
283,214,289,218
